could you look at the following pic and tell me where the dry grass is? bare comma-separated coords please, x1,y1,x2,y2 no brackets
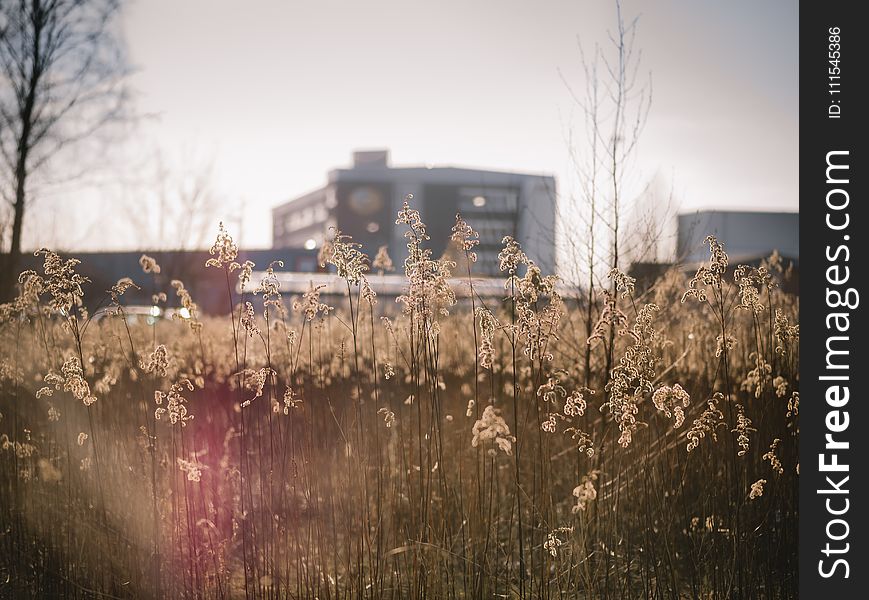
0,207,798,598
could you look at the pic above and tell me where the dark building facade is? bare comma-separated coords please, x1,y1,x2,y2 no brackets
272,150,557,276
628,209,800,294
677,210,798,264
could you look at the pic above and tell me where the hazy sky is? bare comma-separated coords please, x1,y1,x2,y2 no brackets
30,0,798,252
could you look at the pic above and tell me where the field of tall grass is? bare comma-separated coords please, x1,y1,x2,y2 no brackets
0,200,798,598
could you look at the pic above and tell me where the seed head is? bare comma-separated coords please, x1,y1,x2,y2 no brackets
451,213,479,262
377,407,396,428
749,479,767,500
139,254,161,274
372,245,394,274
471,405,515,455
206,222,239,268
572,470,600,513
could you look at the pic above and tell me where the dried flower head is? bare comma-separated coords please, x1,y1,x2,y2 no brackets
715,334,736,358
61,357,97,406
206,222,239,268
451,213,480,262
543,527,574,558
141,345,170,378
742,352,772,399
239,367,274,408
383,362,395,380
394,197,458,321
603,304,661,447
377,407,396,428
732,403,756,457
170,279,202,330
30,249,91,316
255,261,284,311
588,291,629,347
1,434,37,458
471,405,515,455
282,386,302,413
773,376,788,398
395,196,428,241
572,470,600,513
682,236,729,303
139,254,161,274
465,399,475,417
110,277,139,302
293,283,333,322
360,276,377,305
155,379,194,426
609,267,636,298
476,307,499,369
686,393,726,452
763,438,784,474
537,374,567,405
498,236,528,274
177,456,206,482
652,383,691,428
0,361,23,385
372,245,394,274
240,302,260,337
749,479,767,500
564,388,593,418
508,262,563,361
237,260,256,290
326,229,368,285
787,391,799,418
733,265,766,314
774,309,799,355
564,427,595,457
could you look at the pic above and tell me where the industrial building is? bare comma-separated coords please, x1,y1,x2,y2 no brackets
631,210,799,293
272,150,557,276
677,210,798,264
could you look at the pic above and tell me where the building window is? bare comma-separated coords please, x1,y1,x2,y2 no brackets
348,186,385,216
286,206,321,232
468,218,514,245
458,187,518,212
296,257,317,272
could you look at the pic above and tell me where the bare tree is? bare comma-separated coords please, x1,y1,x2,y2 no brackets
560,0,651,382
600,1,651,272
0,0,128,298
620,170,679,266
119,147,226,252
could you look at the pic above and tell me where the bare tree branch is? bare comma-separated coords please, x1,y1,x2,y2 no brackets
0,0,129,298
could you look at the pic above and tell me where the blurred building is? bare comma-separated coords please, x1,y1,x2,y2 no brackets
272,150,557,276
677,210,799,264
629,209,799,294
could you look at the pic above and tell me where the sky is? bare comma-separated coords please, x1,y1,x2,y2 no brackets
26,0,798,254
